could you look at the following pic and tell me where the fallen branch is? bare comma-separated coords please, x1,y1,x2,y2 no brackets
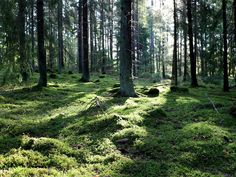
205,93,219,114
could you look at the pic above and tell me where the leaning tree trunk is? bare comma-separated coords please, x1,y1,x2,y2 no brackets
223,0,229,91
80,0,90,82
19,0,29,82
187,0,198,87
37,0,47,87
120,0,136,97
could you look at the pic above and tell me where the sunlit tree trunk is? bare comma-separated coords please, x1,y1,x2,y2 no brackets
120,0,136,97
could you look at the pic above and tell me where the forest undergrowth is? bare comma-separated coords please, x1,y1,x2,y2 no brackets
0,73,236,177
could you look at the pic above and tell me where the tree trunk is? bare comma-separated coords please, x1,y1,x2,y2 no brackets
48,1,54,72
187,0,198,87
31,0,35,71
19,0,29,82
223,0,229,91
89,0,94,72
234,0,236,42
109,0,114,70
77,0,83,73
58,0,63,74
120,0,136,97
80,0,90,82
37,0,47,87
172,0,178,86
101,0,106,74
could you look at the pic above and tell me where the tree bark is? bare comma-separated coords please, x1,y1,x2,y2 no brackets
37,0,47,87
234,0,236,42
58,0,64,74
187,0,198,87
172,0,178,86
80,0,90,82
31,0,35,71
101,0,106,74
19,0,29,82
77,0,83,73
120,0,136,97
223,0,229,91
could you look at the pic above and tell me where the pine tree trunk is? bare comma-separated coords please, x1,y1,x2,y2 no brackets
234,0,236,42
31,0,35,71
19,0,29,82
187,0,198,87
172,0,178,86
109,0,114,70
223,0,229,91
77,0,83,73
101,0,106,74
37,0,47,87
89,0,94,72
48,1,54,72
58,0,63,74
80,0,90,82
120,0,136,97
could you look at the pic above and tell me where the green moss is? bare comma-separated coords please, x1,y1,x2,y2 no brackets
0,74,236,176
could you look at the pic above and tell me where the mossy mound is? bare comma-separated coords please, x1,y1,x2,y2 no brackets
145,87,160,97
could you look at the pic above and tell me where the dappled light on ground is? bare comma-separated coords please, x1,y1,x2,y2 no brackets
0,74,236,176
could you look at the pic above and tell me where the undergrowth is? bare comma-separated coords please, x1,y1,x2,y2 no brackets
0,73,235,177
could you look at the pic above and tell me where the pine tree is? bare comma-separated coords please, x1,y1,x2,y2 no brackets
37,0,47,87
120,0,136,97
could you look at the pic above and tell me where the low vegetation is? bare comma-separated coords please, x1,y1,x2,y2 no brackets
0,74,235,177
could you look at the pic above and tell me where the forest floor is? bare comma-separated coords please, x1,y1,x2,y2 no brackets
0,73,236,177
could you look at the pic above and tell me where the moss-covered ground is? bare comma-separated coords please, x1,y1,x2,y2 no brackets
0,74,236,177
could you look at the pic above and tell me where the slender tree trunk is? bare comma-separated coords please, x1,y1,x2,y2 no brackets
31,0,35,71
19,0,29,82
101,0,106,74
187,0,198,87
58,0,63,74
80,0,90,82
120,0,136,97
109,0,114,70
223,0,229,91
89,0,94,72
234,0,236,42
48,1,54,72
194,0,198,73
136,0,140,76
183,29,188,81
37,0,47,87
172,0,178,86
77,1,83,73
